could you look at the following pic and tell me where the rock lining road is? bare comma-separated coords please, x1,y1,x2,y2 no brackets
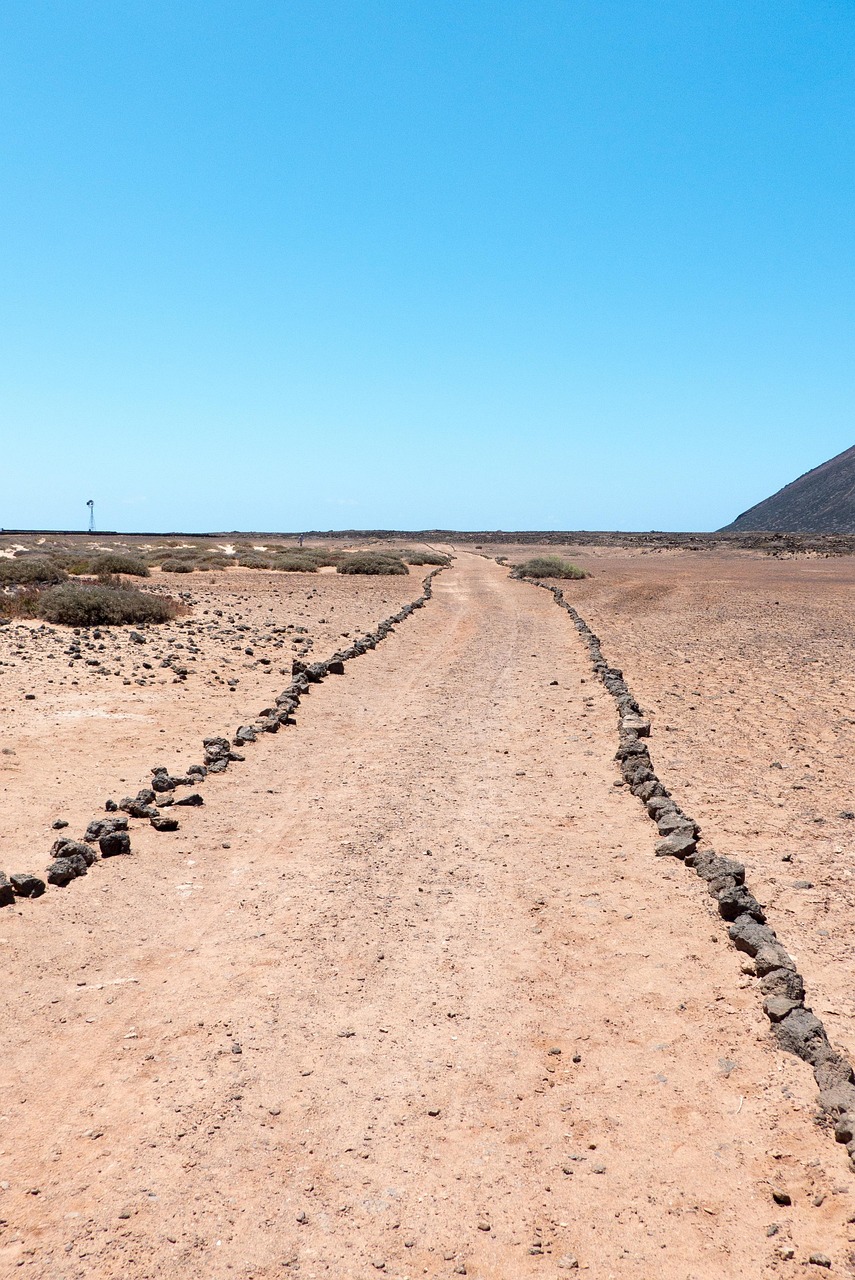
1,554,852,1277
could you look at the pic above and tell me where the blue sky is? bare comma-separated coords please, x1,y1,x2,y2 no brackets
0,1,852,532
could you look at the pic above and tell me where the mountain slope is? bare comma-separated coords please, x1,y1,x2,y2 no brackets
723,444,855,533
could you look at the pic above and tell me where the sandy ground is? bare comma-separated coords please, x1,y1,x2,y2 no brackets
1,553,854,1277
550,547,855,1082
0,568,417,852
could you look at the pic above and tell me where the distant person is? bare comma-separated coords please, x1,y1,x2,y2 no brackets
299,534,304,547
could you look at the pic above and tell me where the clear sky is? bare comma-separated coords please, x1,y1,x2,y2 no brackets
0,1,852,533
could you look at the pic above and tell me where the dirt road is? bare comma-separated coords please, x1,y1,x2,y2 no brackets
1,554,851,1278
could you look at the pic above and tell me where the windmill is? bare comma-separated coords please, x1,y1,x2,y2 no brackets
86,499,94,533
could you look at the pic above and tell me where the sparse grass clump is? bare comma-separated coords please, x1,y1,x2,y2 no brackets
0,558,67,584
0,587,42,618
337,552,409,575
35,581,180,626
512,556,587,580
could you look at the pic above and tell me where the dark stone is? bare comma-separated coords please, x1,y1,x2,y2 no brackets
99,831,131,858
687,850,746,885
646,796,676,820
152,772,192,792
175,792,203,807
203,736,231,764
763,994,803,1022
821,1082,855,1120
654,829,696,858
727,914,777,956
636,780,667,802
834,1113,855,1144
814,1055,855,1092
187,764,207,778
105,798,118,811
52,819,69,830
716,885,766,923
151,815,179,832
754,943,797,976
774,1006,832,1065
327,658,345,675
0,874,15,907
52,839,97,866
10,872,46,898
760,968,805,1003
120,797,158,819
657,811,698,838
84,816,128,843
46,858,77,886
208,759,228,773
234,725,257,745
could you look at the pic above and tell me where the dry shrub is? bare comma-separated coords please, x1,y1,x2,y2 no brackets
0,558,67,584
160,559,197,573
91,553,150,577
337,552,409,575
274,554,318,572
0,587,42,618
236,553,276,569
512,556,587,580
36,582,181,626
400,549,450,566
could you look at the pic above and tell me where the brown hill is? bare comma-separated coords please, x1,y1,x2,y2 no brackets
722,443,855,533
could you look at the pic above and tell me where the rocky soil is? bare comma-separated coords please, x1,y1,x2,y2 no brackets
1,552,854,1277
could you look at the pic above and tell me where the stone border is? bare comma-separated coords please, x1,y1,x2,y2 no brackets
2,567,447,908
528,577,855,1173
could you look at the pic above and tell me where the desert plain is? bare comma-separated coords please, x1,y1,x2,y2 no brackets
1,535,854,1278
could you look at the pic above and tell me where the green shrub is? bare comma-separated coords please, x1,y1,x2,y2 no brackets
236,553,276,569
90,553,150,577
512,556,587,580
337,552,409,575
0,558,67,584
36,582,181,626
274,554,318,572
160,559,196,573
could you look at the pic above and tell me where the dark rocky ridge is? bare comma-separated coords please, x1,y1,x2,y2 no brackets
723,443,855,534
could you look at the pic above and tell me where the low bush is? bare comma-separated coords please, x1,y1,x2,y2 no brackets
0,558,67,584
236,553,276,569
159,559,196,573
90,553,150,577
36,582,181,626
274,554,318,572
512,556,588,580
337,552,409,575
